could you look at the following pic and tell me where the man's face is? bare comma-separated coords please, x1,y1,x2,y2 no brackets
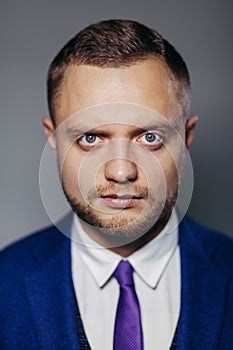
44,59,188,245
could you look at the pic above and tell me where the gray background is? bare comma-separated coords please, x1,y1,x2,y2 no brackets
0,0,232,249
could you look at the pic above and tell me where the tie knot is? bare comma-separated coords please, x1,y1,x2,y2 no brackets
114,260,134,287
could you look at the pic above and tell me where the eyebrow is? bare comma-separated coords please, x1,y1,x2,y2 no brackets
65,122,174,138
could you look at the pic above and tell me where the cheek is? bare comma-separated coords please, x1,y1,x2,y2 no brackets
164,161,179,196
60,147,108,199
156,152,180,191
58,147,84,193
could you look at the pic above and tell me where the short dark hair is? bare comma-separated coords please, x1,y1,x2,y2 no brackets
47,19,191,123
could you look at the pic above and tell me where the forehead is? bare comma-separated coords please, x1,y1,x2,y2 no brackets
56,59,176,124
63,103,178,136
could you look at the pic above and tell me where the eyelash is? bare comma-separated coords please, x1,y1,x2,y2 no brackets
77,132,164,151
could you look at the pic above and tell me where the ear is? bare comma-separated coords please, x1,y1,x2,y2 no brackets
185,115,198,149
42,117,56,150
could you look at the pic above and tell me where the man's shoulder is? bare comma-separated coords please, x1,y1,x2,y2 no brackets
0,224,73,345
183,215,233,245
181,216,233,269
0,225,67,276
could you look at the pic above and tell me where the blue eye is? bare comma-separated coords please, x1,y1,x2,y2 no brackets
84,135,97,143
82,134,99,145
140,132,163,145
77,134,102,150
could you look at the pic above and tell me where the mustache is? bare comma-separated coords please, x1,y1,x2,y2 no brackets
87,184,149,202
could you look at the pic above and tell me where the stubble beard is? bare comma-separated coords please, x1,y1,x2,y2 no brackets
62,182,178,245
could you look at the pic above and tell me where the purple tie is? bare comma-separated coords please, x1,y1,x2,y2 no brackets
113,260,144,350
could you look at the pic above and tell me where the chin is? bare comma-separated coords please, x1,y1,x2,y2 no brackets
63,186,177,244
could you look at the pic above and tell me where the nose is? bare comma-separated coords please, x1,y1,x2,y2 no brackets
104,158,138,183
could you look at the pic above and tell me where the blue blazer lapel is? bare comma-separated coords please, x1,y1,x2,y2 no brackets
177,218,230,349
24,230,80,350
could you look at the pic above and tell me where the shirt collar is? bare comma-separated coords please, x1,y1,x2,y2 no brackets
71,211,178,289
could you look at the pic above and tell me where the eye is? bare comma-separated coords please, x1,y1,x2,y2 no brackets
78,134,102,149
139,132,163,149
82,134,99,144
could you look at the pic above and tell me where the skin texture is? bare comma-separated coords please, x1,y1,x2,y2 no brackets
43,59,197,256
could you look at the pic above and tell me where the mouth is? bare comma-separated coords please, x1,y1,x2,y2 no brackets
100,194,143,209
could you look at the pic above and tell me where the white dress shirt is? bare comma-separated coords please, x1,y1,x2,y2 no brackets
71,211,181,350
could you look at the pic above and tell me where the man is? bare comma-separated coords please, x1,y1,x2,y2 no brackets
0,19,232,350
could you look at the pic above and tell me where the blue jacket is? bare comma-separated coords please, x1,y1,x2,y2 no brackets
0,216,233,349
